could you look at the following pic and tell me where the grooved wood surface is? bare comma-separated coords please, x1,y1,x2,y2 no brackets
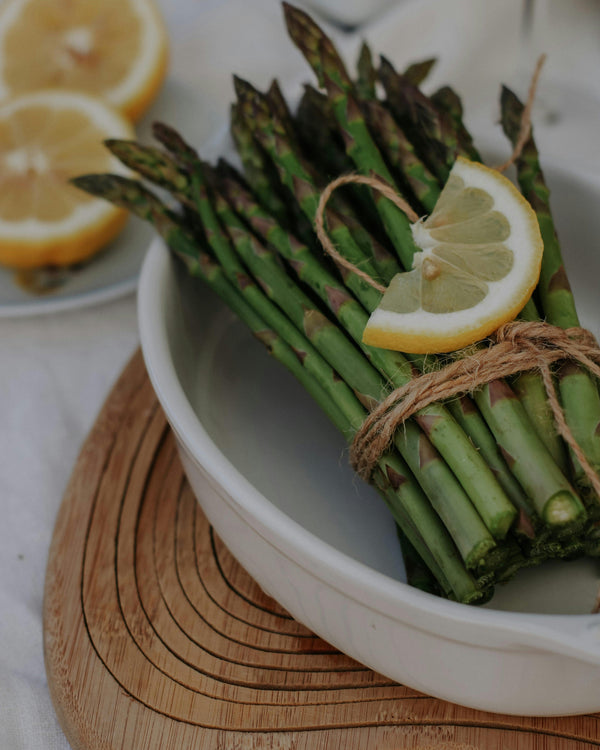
43,349,600,749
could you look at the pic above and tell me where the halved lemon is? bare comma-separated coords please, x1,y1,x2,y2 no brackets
0,89,134,269
362,157,544,354
0,0,168,122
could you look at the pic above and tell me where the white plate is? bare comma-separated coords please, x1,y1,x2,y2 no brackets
0,217,153,318
0,66,217,318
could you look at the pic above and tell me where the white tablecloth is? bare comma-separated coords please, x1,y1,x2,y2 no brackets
1,1,599,747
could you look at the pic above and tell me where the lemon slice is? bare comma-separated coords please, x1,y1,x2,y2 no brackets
0,0,168,122
363,156,543,354
0,89,134,269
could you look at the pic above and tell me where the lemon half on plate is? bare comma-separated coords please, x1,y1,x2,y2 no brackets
0,0,168,121
363,156,544,354
0,89,134,269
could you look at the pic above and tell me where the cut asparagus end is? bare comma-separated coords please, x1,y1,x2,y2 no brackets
490,509,520,541
464,538,497,572
543,491,587,527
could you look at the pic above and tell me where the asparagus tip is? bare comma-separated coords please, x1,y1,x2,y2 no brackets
70,173,120,198
151,120,194,160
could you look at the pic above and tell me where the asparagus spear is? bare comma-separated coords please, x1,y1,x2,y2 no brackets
235,76,399,290
233,45,585,534
74,171,488,602
356,47,438,99
500,86,600,497
150,122,509,569
378,55,457,182
229,101,290,229
414,85,567,471
429,85,481,161
355,42,377,101
402,57,437,88
295,84,353,178
283,3,421,272
265,78,297,144
363,98,439,213
202,106,525,544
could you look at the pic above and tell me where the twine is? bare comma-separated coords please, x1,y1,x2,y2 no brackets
312,57,584,486
493,53,546,173
314,173,419,294
349,321,600,498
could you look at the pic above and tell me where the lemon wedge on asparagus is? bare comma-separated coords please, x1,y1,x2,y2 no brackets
362,156,544,354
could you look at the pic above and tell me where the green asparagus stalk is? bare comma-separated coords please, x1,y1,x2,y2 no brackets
265,78,297,144
473,380,585,532
355,42,377,101
229,101,290,229
500,86,600,495
429,85,481,161
378,55,456,182
205,106,526,544
283,3,421,272
151,122,509,569
510,370,569,475
295,85,353,177
354,45,570,483
363,98,439,213
402,57,437,88
73,171,488,602
232,55,584,534
356,47,437,99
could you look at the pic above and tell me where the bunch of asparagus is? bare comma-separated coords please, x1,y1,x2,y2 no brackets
74,3,600,604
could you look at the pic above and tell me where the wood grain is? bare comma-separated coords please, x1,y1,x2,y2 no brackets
43,349,600,749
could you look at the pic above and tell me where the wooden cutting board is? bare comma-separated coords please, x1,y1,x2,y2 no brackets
43,349,600,749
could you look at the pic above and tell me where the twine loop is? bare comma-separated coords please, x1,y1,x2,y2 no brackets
314,173,419,294
349,320,600,499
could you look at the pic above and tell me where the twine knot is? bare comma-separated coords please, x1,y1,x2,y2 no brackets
349,320,600,498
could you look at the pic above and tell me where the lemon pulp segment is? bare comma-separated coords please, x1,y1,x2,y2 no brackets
363,157,543,353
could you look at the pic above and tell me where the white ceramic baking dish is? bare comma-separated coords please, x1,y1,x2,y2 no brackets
137,158,600,716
